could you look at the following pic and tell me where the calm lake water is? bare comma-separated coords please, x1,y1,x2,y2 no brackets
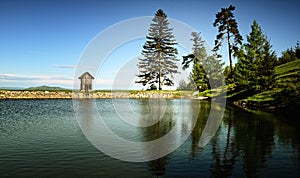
0,99,300,177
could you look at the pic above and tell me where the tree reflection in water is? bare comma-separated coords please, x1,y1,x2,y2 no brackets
74,99,300,177
209,107,276,177
139,99,174,176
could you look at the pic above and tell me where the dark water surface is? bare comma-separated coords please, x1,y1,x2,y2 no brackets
0,99,299,177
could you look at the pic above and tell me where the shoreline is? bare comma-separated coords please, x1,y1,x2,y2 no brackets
0,90,204,99
2,90,297,114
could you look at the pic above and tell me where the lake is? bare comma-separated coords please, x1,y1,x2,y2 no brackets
0,99,299,177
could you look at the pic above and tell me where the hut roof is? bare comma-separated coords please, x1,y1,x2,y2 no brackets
78,72,94,79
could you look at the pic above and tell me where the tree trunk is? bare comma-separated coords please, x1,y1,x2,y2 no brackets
159,72,162,90
158,52,163,90
227,31,233,75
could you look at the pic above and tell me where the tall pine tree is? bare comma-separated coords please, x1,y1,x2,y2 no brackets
213,5,243,78
235,20,276,90
136,9,179,90
259,40,277,89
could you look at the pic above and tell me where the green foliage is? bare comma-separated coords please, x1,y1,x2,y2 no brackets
235,20,276,91
136,9,179,90
198,89,212,97
213,5,243,75
182,32,224,92
277,41,300,65
147,84,157,90
296,41,300,59
198,85,227,98
193,61,209,91
232,60,300,112
206,55,225,88
278,48,297,65
223,65,231,83
177,75,196,91
182,32,208,91
182,32,205,70
258,40,277,89
177,80,187,90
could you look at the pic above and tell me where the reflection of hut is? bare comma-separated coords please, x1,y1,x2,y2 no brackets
78,72,94,91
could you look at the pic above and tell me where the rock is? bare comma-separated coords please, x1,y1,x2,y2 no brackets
0,90,184,99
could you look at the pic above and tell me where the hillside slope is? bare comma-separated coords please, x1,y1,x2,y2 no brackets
230,60,300,112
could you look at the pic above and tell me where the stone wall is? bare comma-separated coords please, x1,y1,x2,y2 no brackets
0,90,186,99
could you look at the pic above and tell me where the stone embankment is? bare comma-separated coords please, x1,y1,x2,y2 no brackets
0,90,186,99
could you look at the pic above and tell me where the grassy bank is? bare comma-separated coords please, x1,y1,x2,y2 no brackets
225,60,300,112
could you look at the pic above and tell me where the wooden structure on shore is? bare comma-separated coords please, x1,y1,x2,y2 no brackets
78,72,94,93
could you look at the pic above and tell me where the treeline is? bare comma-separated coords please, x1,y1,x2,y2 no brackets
135,7,299,95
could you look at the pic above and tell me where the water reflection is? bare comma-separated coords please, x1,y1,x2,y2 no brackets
74,98,201,162
189,100,205,159
138,99,175,176
232,111,275,177
209,109,239,177
139,99,226,176
138,100,300,177
2,99,300,176
73,99,300,176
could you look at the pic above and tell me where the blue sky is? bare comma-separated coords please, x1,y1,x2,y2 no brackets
0,0,299,89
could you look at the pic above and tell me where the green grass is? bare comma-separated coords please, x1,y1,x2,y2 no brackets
178,90,195,96
198,85,227,98
275,60,300,76
275,60,300,90
246,88,284,102
236,60,300,111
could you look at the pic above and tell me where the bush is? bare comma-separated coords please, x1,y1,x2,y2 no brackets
147,84,157,90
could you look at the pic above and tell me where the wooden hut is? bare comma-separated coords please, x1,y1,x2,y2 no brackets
78,72,94,91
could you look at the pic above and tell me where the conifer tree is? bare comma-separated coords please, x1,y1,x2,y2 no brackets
206,55,225,88
278,48,298,65
213,5,243,77
296,41,300,59
259,40,277,89
182,32,224,91
278,41,300,65
136,9,179,90
235,20,276,90
182,32,207,91
223,66,232,83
